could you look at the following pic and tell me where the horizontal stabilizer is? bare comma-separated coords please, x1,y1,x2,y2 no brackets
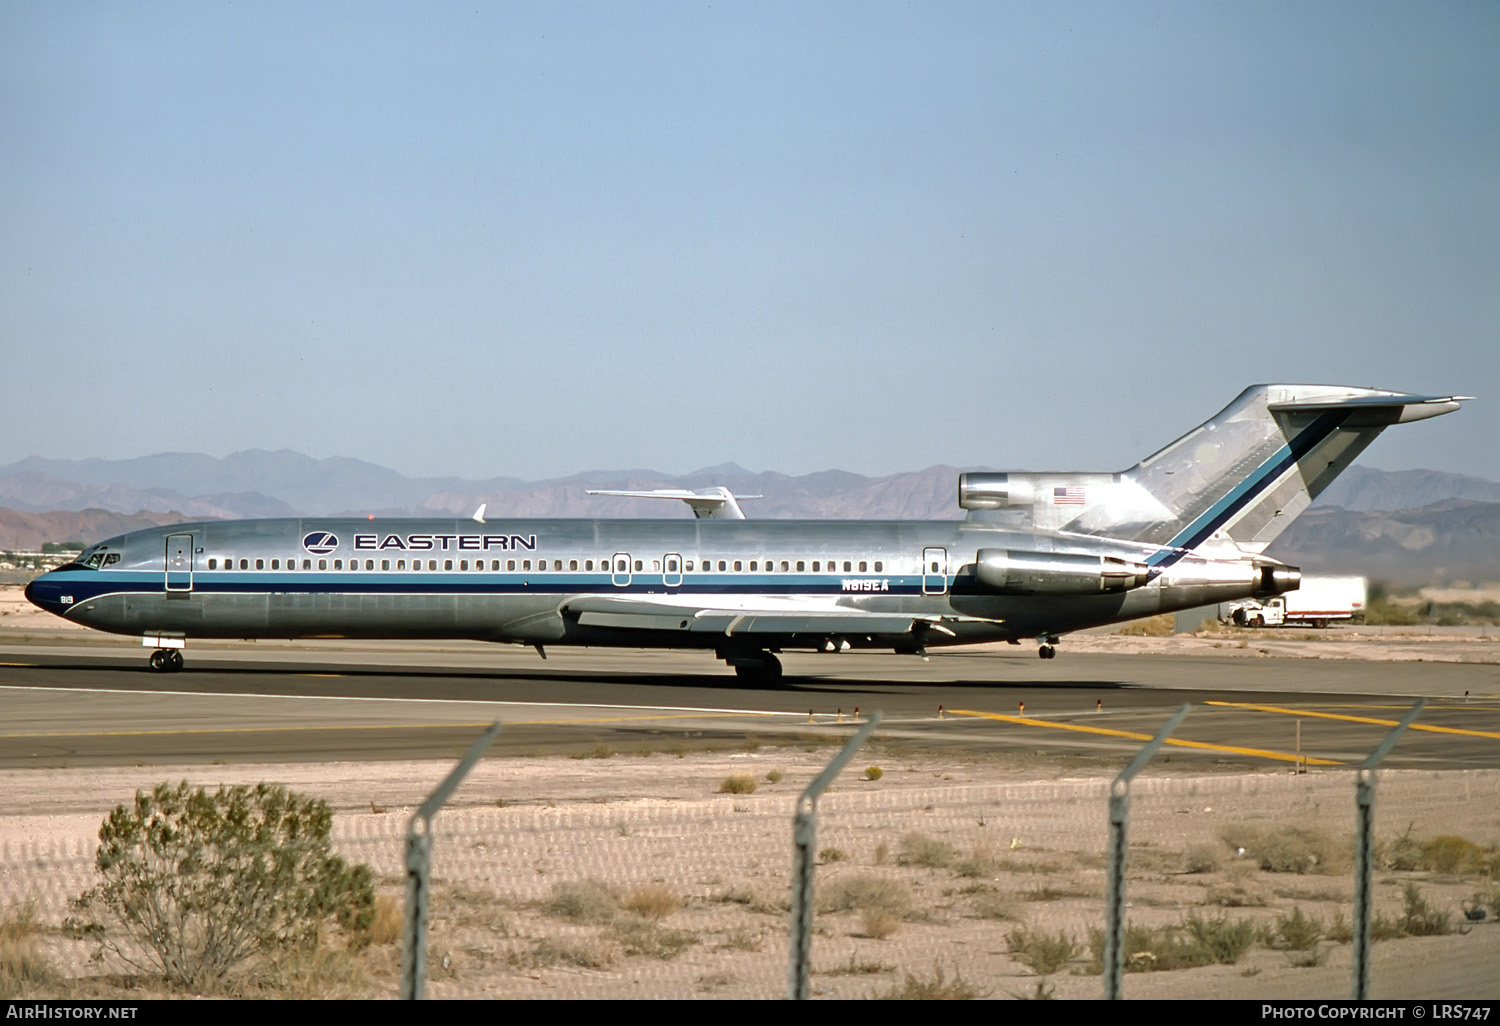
586,487,761,519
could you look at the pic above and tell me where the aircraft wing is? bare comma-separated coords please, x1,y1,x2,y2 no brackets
559,594,934,636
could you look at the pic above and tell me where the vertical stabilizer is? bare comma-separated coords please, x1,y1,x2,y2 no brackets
1110,385,1466,556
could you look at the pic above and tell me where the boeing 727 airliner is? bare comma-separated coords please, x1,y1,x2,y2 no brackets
25,384,1467,679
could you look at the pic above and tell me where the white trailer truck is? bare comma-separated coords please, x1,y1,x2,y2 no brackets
1220,575,1368,628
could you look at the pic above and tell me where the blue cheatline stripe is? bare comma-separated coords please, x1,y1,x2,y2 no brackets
35,573,929,604
1146,410,1347,570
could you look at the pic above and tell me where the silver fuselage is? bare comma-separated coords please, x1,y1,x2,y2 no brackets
25,516,1261,650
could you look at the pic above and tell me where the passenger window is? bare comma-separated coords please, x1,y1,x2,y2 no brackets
507,560,516,571
733,560,742,572
318,559,327,570
585,560,593,571
874,561,883,572
796,561,804,572
666,558,677,572
718,560,727,571
685,560,694,571
651,560,660,572
440,559,449,571
570,559,578,571
750,561,758,572
633,560,642,572
367,559,375,570
812,561,819,572
240,559,249,570
255,558,265,570
334,559,343,570
554,559,563,571
271,559,280,570
382,559,391,571
208,558,217,570
523,560,532,571
843,561,851,572
781,560,790,572
859,561,867,572
616,559,627,572
931,561,939,572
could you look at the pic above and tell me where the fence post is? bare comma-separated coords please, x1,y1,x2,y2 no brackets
1104,703,1190,1000
788,711,883,1000
1352,699,1424,1000
401,722,502,1000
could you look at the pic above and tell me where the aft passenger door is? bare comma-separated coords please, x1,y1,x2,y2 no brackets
611,552,632,587
922,546,948,596
663,553,683,589
165,533,194,593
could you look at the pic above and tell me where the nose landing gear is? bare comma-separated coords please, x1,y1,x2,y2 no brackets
1037,633,1060,660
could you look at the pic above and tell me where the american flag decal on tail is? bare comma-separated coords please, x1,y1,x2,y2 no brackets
1052,486,1086,506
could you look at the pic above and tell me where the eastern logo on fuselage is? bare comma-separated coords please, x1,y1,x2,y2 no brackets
302,532,340,554
352,533,537,552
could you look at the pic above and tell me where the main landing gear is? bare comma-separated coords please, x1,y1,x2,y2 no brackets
1037,633,1060,660
720,649,783,684
149,649,184,672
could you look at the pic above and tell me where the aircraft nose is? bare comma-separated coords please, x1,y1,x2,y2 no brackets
24,574,60,612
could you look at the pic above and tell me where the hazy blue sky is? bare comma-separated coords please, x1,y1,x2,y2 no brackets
3,2,1495,482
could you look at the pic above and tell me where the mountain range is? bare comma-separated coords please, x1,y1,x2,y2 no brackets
2,453,1496,585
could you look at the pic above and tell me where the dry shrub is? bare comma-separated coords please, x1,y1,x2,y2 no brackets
1398,882,1452,936
1,904,57,998
612,917,698,959
968,891,1020,921
1183,844,1222,874
861,907,901,939
897,831,956,869
955,845,998,878
1184,912,1256,963
1263,906,1323,951
875,963,983,999
622,885,680,921
863,766,884,781
716,926,762,952
546,880,619,924
1005,926,1079,975
765,769,785,784
820,847,848,863
1115,614,1174,636
1421,835,1486,874
819,874,911,918
1224,825,1347,875
718,773,758,795
1207,860,1269,907
367,894,403,946
514,936,618,969
253,943,369,999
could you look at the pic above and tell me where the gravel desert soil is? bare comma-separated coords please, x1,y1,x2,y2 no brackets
2,750,1497,1000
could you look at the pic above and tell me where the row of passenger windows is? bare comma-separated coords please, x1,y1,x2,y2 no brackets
205,556,888,573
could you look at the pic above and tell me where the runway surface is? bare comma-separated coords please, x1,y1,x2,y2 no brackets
1,636,1498,770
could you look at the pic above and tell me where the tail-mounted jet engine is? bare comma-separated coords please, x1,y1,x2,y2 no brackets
974,548,1151,595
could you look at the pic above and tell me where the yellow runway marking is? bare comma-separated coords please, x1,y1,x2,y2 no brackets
0,711,776,741
1206,701,1500,740
946,709,1342,766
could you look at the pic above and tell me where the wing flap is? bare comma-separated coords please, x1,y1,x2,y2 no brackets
566,595,926,636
